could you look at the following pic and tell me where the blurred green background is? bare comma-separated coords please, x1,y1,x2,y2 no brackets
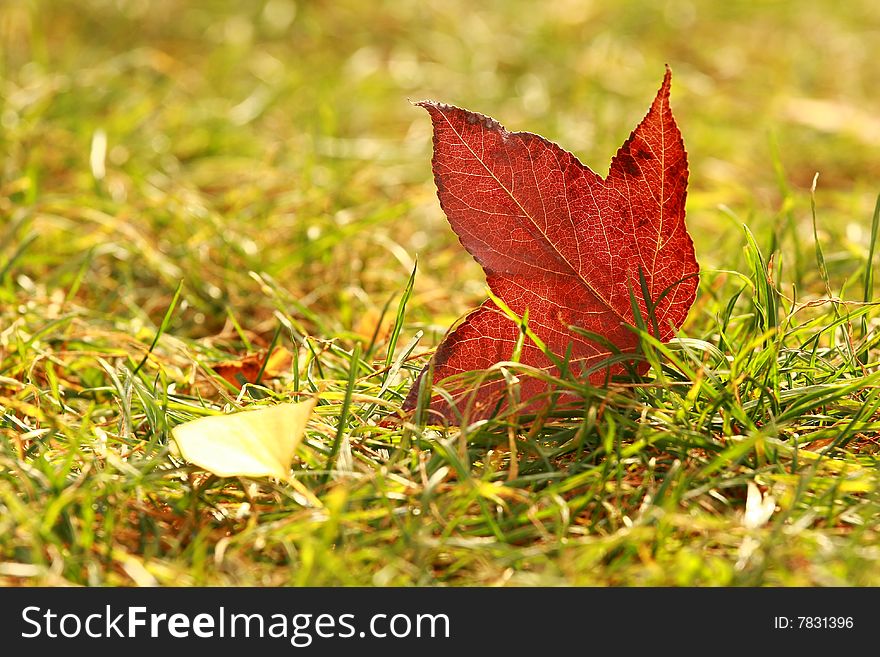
2,0,878,343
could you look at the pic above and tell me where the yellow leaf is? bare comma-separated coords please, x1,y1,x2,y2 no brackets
171,398,316,479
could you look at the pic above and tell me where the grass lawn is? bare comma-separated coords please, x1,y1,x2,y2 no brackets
2,0,880,586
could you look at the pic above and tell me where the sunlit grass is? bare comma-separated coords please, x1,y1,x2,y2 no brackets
2,0,880,586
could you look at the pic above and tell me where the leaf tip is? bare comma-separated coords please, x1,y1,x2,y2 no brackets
660,64,673,97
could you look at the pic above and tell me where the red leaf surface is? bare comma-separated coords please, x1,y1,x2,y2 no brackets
405,67,698,423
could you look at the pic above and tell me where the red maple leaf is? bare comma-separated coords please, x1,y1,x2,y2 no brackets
404,67,698,424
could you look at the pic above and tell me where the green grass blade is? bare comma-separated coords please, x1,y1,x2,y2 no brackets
132,280,184,376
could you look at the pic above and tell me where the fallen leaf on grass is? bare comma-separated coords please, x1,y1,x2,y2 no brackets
171,398,316,478
210,346,295,388
404,67,699,423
